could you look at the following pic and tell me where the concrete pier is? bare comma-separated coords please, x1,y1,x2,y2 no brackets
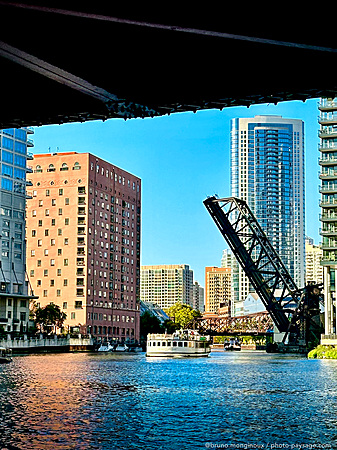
0,334,94,354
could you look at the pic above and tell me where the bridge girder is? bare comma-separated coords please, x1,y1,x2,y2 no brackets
0,2,337,128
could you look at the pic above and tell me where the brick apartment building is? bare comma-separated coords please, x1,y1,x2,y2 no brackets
26,152,141,342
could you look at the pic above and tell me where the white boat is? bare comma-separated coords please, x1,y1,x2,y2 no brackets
0,346,12,363
146,329,211,357
97,342,114,352
115,343,129,352
224,338,241,351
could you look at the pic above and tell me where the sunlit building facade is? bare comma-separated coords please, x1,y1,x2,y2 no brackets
230,116,305,313
319,98,337,337
205,266,231,315
140,264,194,309
26,152,141,342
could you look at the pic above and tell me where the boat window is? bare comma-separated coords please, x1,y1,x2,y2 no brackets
157,341,160,346
178,342,183,347
167,341,171,346
152,342,156,346
188,342,193,347
184,342,188,347
148,342,151,346
173,342,177,347
162,342,166,346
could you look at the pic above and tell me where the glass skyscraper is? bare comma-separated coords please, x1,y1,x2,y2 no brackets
0,127,35,332
230,115,305,315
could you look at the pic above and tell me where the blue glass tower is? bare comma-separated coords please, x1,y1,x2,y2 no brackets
0,127,35,332
230,115,305,315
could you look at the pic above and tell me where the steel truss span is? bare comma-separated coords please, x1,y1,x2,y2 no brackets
192,312,273,337
202,196,323,351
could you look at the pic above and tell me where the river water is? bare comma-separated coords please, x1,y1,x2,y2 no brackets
0,351,336,450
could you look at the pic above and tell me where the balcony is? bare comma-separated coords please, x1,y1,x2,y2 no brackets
319,127,337,139
26,165,33,173
319,185,337,194
26,152,34,160
320,213,337,222
27,139,34,147
320,227,337,236
320,198,337,208
319,99,337,111
319,156,337,165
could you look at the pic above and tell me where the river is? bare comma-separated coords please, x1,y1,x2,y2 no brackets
0,351,336,450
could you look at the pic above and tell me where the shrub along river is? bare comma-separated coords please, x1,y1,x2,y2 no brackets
0,351,336,449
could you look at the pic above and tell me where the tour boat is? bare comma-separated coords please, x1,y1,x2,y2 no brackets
0,346,12,363
146,329,211,357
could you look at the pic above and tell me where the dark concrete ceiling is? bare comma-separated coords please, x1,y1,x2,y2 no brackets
1,1,337,128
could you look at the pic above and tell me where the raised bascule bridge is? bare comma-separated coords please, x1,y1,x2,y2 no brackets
189,197,323,353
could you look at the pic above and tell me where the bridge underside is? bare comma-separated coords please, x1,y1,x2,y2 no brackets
0,2,337,128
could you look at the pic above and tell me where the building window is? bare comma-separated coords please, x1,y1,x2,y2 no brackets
58,208,62,215
63,302,67,309
64,259,68,266
50,259,55,266
71,312,75,320
43,290,48,297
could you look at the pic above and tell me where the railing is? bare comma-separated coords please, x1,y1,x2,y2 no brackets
319,99,337,109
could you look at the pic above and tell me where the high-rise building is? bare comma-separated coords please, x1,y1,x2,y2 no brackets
26,152,141,342
192,281,204,312
0,127,35,333
140,264,194,309
305,236,323,285
204,266,231,314
319,98,337,336
221,249,232,268
230,115,305,314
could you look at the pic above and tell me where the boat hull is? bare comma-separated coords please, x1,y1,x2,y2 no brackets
146,351,210,357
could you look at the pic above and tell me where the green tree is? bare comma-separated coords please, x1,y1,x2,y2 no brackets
34,303,67,334
165,302,202,329
140,311,163,339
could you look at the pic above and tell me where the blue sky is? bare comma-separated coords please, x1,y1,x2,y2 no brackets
32,99,321,284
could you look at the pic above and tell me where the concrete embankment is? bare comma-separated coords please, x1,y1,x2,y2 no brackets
0,334,94,354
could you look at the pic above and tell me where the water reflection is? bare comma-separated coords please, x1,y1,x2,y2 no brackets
0,352,336,449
